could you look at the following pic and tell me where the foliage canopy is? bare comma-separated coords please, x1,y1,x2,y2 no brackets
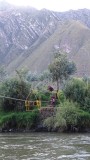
0,78,31,112
49,52,76,90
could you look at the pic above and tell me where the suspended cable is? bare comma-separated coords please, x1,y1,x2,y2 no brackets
0,95,51,103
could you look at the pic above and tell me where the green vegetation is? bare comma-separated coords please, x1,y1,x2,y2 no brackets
0,111,39,131
64,78,90,112
0,77,30,112
0,52,90,133
0,66,6,82
43,100,90,132
49,52,76,90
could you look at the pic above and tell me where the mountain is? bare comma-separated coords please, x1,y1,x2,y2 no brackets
0,2,90,77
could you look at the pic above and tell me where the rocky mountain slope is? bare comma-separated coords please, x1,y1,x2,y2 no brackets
0,1,90,77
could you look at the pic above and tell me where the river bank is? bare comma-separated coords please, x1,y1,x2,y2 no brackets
0,109,90,133
0,101,90,134
1,125,90,133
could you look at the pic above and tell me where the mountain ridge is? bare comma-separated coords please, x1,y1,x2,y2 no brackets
0,2,90,77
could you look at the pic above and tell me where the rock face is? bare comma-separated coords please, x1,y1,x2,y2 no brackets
1,2,90,76
0,4,57,65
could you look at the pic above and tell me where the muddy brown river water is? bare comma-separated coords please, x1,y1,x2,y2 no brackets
0,132,90,160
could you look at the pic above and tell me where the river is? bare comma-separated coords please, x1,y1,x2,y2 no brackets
0,133,90,160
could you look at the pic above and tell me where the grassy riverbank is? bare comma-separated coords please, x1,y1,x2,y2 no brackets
0,103,90,133
0,110,39,132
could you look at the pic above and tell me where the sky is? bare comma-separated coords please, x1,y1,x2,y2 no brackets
1,0,90,12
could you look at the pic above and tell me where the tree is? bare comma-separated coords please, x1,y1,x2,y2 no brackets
49,52,76,90
64,78,86,106
39,70,51,81
0,66,7,82
26,71,39,82
64,78,90,112
0,78,31,112
16,68,29,81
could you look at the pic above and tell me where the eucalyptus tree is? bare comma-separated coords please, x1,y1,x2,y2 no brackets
49,52,76,90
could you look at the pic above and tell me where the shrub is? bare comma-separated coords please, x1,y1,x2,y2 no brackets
55,100,90,131
0,78,31,112
56,101,79,128
64,78,86,108
43,116,55,131
64,78,90,112
77,110,90,129
43,100,80,132
57,90,65,103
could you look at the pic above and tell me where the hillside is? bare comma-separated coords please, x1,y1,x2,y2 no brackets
0,2,90,77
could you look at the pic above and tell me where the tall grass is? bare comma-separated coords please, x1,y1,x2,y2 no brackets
0,110,39,131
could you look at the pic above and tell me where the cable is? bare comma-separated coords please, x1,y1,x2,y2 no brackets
0,95,51,103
